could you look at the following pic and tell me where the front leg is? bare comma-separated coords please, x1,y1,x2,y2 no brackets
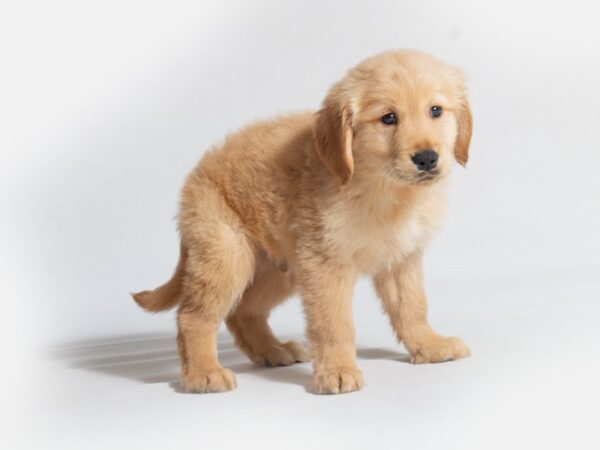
373,253,470,364
299,259,363,394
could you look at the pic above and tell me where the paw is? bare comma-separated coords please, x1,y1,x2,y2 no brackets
311,367,364,395
250,340,310,367
408,335,470,364
181,367,237,393
282,340,311,363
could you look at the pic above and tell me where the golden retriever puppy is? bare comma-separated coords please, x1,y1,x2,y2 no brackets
133,49,473,394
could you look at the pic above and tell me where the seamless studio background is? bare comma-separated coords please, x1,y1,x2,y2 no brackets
1,1,599,449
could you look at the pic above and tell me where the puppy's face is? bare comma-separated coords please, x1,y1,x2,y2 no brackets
353,65,467,185
314,50,472,187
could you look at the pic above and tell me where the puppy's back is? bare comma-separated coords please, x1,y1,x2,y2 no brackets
182,111,315,254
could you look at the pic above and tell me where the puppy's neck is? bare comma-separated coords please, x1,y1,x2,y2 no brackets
340,172,447,224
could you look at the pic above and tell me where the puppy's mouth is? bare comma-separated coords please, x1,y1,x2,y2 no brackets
388,167,443,186
413,170,440,184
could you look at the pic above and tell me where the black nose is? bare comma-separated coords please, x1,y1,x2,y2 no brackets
411,149,438,172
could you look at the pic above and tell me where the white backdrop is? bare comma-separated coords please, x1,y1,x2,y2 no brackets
2,1,600,449
3,0,599,345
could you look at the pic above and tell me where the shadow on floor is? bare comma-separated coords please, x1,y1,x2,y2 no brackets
49,332,410,390
356,347,411,363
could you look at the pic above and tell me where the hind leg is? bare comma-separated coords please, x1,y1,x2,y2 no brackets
226,262,310,367
177,222,256,393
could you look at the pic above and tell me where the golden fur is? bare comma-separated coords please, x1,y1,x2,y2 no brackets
133,49,473,394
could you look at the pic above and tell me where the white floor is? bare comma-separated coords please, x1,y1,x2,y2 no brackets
19,272,599,450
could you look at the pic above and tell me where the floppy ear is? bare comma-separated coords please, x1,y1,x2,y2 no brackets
454,96,473,166
313,90,354,184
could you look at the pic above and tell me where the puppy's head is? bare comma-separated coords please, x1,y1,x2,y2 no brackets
314,50,472,186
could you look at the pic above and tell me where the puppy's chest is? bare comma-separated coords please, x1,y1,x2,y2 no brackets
326,203,442,274
354,218,429,272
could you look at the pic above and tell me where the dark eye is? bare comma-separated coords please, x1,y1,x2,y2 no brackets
430,105,443,118
381,112,397,125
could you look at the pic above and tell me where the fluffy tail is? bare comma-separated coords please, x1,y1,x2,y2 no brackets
131,244,187,312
